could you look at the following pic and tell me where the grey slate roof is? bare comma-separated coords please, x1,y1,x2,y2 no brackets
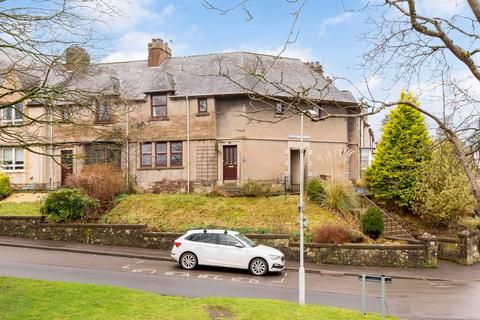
11,51,357,104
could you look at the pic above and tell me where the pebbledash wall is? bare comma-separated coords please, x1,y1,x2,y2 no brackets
0,216,438,267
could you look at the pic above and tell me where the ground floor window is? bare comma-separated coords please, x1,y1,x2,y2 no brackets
1,147,24,170
85,143,121,167
140,141,183,168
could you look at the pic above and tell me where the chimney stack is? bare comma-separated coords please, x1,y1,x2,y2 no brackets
306,61,323,76
65,46,90,72
148,38,172,67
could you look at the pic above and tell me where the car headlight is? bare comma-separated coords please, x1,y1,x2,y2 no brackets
269,254,282,261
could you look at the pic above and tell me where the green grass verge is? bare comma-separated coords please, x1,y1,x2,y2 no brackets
0,277,396,320
0,201,41,216
102,194,340,234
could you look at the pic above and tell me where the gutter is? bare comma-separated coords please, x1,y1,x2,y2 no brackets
186,96,191,194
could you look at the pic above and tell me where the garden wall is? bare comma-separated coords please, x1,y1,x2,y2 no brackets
430,231,480,265
289,242,436,267
0,216,435,267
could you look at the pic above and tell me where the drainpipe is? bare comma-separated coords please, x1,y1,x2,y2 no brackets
48,109,54,190
125,102,130,191
186,96,191,194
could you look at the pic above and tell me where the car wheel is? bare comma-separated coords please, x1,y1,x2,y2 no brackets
180,252,197,270
249,258,268,276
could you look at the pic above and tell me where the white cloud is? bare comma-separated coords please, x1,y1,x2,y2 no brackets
318,12,354,37
102,31,189,62
417,0,466,17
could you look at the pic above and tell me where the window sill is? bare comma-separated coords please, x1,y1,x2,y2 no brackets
1,170,25,173
150,117,169,122
94,121,113,125
195,112,210,117
274,113,286,118
138,166,185,171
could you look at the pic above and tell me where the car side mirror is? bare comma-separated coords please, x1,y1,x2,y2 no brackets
235,243,244,248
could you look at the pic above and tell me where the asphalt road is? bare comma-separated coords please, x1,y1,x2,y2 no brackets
0,246,479,320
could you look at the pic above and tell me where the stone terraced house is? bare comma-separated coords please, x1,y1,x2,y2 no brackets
0,39,374,193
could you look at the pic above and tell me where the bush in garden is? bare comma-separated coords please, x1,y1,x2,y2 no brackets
412,141,476,228
240,180,272,197
322,180,359,214
67,164,126,212
0,173,12,198
361,207,384,239
307,178,325,203
312,223,351,244
41,188,97,222
365,91,431,207
349,229,365,243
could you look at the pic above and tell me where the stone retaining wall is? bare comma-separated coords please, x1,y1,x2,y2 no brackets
0,216,435,267
288,242,436,267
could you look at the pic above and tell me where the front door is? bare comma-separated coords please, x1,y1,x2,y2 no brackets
223,145,237,181
61,150,73,186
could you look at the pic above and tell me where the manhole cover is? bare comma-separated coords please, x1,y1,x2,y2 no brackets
205,305,235,320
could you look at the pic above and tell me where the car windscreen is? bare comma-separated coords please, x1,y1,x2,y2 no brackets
236,234,258,247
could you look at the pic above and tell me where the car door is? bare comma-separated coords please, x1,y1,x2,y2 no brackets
217,234,250,268
190,233,220,266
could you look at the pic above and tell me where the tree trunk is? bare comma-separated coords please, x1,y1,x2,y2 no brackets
468,0,480,23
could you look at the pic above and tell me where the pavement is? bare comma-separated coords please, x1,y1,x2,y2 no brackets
0,236,479,282
1,244,479,319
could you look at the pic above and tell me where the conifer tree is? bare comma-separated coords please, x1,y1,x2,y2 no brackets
365,91,431,207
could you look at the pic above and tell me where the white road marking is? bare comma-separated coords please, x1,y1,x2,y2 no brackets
231,277,259,284
198,274,224,281
164,271,190,277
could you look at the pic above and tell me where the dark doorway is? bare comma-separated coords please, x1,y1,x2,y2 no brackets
223,145,237,181
61,150,73,186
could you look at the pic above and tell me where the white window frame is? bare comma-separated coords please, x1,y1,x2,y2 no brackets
1,147,24,171
2,104,24,125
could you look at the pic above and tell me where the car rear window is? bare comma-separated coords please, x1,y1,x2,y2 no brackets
186,233,219,244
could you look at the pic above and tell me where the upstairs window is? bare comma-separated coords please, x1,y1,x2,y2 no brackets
95,102,111,123
3,104,24,125
198,98,208,113
62,106,72,122
151,94,167,119
275,103,285,115
1,147,24,171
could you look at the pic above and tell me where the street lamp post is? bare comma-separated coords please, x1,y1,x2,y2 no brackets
298,112,305,305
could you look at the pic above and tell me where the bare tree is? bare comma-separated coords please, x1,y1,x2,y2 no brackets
0,0,123,158
358,0,480,210
199,0,480,211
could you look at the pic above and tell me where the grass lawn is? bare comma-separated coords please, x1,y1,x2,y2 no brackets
102,194,341,234
0,201,41,216
0,277,396,320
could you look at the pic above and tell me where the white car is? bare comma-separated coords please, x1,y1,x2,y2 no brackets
170,229,285,276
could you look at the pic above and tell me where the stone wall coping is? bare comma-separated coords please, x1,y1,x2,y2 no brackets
143,232,183,237
244,234,290,239
38,223,147,229
290,242,427,250
433,237,459,243
141,232,290,239
0,216,42,220
458,230,480,238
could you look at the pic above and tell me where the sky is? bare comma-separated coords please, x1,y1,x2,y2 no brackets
93,0,476,137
